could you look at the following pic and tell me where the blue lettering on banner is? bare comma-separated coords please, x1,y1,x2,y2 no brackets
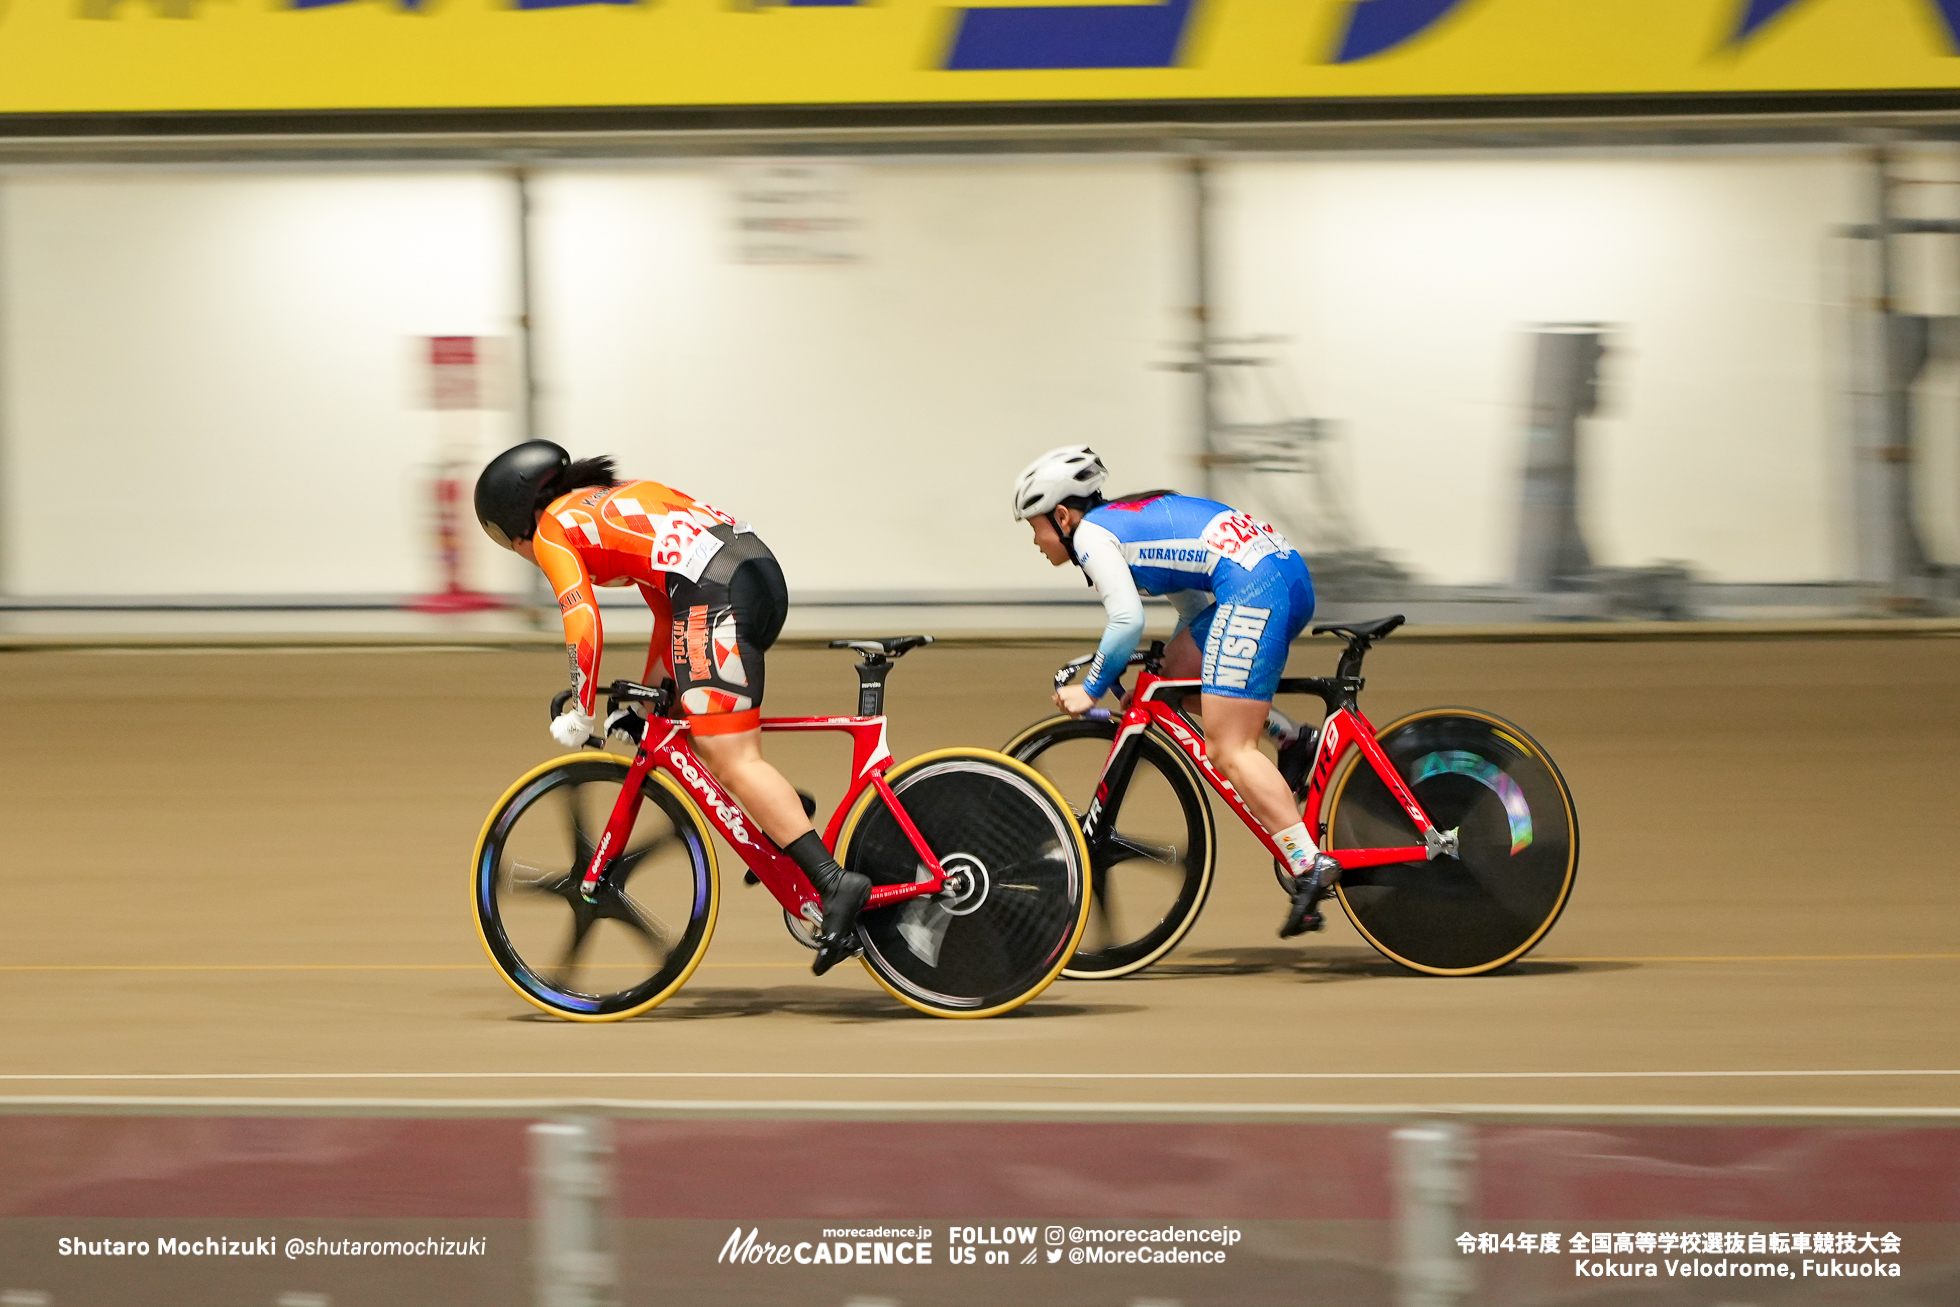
290,0,427,9
943,0,1198,71
1330,0,1472,64
1731,0,1960,47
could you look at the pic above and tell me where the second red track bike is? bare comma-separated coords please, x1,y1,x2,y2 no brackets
1005,615,1578,979
474,636,1091,1020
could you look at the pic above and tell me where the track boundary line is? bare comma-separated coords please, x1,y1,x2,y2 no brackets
1538,954,1960,963
0,1096,1956,1122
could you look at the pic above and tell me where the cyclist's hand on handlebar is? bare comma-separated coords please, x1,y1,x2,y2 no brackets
1054,684,1097,718
550,707,598,749
604,703,647,745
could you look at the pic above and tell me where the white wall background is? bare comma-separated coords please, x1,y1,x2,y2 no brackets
527,161,1187,600
2,148,1932,598
1,170,521,597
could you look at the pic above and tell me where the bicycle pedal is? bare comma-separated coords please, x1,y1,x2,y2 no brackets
1278,906,1324,939
810,933,863,978
743,869,760,887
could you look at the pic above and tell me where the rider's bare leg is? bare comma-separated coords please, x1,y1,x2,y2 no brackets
1196,695,1301,835
1161,628,1202,679
690,726,810,847
1163,630,1300,743
1165,631,1299,825
693,725,870,972
1201,696,1341,935
1168,621,1340,935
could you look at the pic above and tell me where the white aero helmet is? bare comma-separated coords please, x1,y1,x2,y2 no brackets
1011,445,1109,521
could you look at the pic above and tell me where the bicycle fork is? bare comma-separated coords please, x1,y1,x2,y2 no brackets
578,729,674,901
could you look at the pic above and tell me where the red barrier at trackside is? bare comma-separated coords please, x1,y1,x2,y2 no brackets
1,1111,1955,1307
0,1116,530,1219
611,1120,1397,1219
1478,1124,1960,1223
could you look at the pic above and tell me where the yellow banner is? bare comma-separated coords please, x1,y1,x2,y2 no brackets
2,0,1957,115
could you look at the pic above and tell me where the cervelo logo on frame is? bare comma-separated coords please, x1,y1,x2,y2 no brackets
667,747,752,847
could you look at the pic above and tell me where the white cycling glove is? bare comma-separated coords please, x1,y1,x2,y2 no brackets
550,708,598,749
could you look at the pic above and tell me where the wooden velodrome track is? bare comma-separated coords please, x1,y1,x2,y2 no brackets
2,631,1955,1115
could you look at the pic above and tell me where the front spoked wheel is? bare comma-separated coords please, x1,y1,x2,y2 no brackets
838,748,1090,1017
1325,709,1577,976
473,755,719,1020
1004,716,1216,978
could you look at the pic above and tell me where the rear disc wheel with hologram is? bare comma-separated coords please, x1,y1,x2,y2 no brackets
1003,715,1215,978
838,748,1090,1017
1324,708,1577,975
473,755,719,1020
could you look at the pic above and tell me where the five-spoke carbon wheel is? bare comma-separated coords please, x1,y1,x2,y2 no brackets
1004,716,1216,979
473,755,719,1020
838,748,1090,1017
1325,708,1577,975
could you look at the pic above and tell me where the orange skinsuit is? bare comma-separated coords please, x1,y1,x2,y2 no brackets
532,480,749,730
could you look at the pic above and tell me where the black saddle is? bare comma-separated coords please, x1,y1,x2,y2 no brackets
827,635,936,661
1311,615,1406,643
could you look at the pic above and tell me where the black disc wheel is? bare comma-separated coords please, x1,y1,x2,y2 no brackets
473,755,719,1020
1325,708,1577,975
1004,715,1215,978
838,749,1090,1017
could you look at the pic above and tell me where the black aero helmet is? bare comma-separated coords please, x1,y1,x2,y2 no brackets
474,439,570,550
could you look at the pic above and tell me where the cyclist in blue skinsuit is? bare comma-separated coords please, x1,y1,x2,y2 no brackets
1012,446,1344,937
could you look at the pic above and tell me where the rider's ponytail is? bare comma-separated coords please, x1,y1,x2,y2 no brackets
531,455,618,518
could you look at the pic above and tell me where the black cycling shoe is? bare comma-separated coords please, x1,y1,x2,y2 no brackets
811,927,866,978
809,870,871,976
1279,854,1342,939
1276,729,1318,794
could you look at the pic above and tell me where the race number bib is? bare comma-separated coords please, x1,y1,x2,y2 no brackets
648,510,726,582
1201,510,1291,571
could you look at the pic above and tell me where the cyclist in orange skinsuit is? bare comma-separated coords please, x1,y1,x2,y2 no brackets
531,477,743,724
473,441,871,974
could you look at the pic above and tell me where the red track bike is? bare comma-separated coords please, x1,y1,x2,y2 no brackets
1005,616,1577,979
474,636,1091,1020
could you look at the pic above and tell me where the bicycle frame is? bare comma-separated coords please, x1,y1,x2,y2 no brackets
1086,669,1455,871
574,711,952,927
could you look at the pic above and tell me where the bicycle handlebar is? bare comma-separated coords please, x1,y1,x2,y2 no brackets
1045,617,1406,713
1049,640,1166,696
549,679,674,749
1050,653,1096,689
